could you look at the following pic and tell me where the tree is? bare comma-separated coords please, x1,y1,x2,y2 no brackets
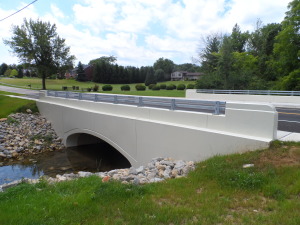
89,56,117,66
17,67,24,78
154,69,165,81
4,18,75,89
218,36,234,89
4,69,12,77
145,67,156,86
230,24,249,52
199,33,222,74
76,61,86,81
174,63,200,72
153,58,175,80
10,69,18,77
274,0,300,76
0,63,8,75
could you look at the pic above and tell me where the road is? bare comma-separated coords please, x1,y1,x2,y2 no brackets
277,107,300,133
0,85,39,98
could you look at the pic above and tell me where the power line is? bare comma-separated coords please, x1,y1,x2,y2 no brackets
0,0,38,22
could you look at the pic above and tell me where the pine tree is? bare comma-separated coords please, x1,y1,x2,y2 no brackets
76,61,86,82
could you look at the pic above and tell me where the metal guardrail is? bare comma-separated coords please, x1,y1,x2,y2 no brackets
46,91,226,115
196,89,300,96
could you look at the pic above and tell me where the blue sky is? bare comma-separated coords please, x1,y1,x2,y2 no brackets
0,0,291,67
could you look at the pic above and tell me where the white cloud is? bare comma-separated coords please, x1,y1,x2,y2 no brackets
50,4,65,19
0,0,293,67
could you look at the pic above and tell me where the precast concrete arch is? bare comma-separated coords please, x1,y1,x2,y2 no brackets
64,129,135,167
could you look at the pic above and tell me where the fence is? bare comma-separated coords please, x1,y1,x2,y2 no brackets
196,89,300,96
46,90,226,115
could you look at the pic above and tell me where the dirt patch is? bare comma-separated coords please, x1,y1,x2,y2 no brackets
256,146,300,168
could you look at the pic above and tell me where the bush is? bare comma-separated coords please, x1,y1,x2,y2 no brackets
148,84,156,90
121,85,130,91
159,84,167,89
49,74,57,79
16,102,39,114
186,83,195,89
102,85,113,91
278,69,300,91
177,84,186,90
152,85,160,90
135,84,146,91
166,84,176,90
93,84,99,92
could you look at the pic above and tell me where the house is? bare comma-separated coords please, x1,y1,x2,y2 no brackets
171,71,204,81
65,64,94,81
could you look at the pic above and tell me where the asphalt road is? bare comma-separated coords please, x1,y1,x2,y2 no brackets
277,107,300,133
0,85,40,99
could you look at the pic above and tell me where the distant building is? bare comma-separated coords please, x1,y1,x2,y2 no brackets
65,64,94,81
171,71,204,81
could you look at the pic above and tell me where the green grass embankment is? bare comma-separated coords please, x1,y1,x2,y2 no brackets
0,91,38,118
0,141,300,224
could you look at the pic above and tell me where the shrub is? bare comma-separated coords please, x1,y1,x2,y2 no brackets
16,102,39,114
177,84,186,90
93,84,99,92
159,84,167,89
87,88,92,92
152,85,160,90
148,84,156,90
102,85,113,91
135,84,146,91
121,85,130,91
187,83,195,89
166,84,176,90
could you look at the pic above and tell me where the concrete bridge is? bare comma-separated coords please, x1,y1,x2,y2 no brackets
37,91,278,167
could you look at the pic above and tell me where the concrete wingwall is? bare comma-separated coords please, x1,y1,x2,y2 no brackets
186,89,300,104
37,91,278,167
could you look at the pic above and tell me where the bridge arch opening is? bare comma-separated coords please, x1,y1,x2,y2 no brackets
65,133,131,171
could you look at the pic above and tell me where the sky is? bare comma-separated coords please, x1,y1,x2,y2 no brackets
0,0,291,67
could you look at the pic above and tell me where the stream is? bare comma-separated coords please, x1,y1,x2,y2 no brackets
0,142,131,185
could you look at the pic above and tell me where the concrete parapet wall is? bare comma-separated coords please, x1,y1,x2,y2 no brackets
37,91,278,166
186,89,300,104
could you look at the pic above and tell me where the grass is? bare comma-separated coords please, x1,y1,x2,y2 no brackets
0,93,38,118
0,141,300,224
0,78,195,97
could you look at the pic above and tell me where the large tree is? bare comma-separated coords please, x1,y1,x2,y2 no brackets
0,63,8,75
230,24,249,53
199,33,222,74
4,18,75,89
153,57,175,80
274,0,300,77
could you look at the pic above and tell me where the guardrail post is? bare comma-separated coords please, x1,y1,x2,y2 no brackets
94,94,98,102
171,99,176,110
114,95,118,104
213,101,220,115
291,91,294,96
65,92,69,98
55,91,58,97
79,93,82,100
138,97,143,107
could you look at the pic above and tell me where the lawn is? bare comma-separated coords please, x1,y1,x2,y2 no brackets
0,141,300,224
0,92,37,118
0,78,196,97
